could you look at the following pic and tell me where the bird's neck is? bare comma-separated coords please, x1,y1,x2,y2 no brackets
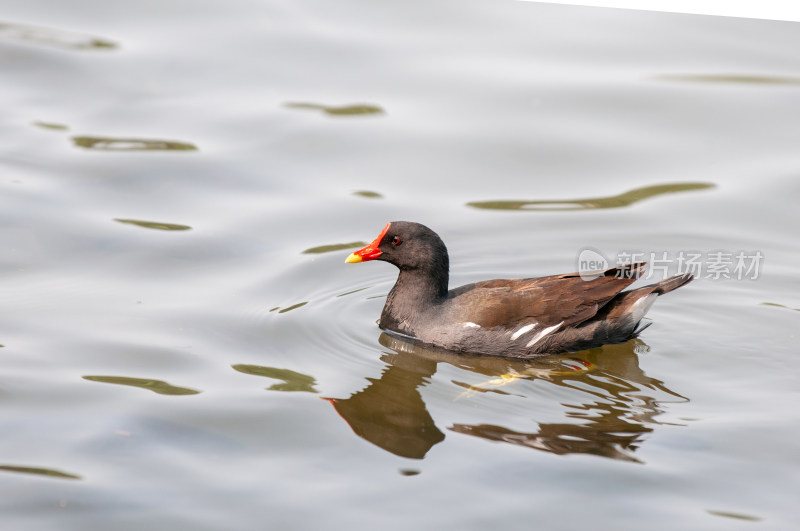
380,266,449,333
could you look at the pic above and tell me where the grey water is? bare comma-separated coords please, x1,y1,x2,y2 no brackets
1,1,799,529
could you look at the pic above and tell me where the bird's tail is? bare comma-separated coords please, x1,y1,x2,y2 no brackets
646,273,694,295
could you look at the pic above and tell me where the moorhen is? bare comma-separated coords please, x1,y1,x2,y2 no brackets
345,221,692,358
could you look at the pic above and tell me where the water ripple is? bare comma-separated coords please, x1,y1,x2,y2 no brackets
352,190,383,199
302,242,365,254
231,365,318,392
0,21,117,50
654,73,800,86
114,218,192,231
467,182,715,211
72,136,198,151
0,464,82,480
82,375,201,395
283,102,385,116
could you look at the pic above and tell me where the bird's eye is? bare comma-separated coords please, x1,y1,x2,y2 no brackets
391,236,401,246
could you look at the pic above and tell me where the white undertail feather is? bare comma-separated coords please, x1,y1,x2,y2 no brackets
630,293,658,324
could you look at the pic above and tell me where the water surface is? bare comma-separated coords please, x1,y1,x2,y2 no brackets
1,1,799,529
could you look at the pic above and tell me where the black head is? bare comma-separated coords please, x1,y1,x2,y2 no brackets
346,221,449,274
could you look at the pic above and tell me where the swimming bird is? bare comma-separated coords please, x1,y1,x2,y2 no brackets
345,221,692,358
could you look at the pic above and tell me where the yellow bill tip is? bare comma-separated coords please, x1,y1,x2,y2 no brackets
345,253,363,264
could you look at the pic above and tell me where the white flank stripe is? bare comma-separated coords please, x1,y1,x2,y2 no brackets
526,321,563,348
510,323,536,341
463,322,481,329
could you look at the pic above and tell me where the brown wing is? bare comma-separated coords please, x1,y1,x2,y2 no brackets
447,263,646,329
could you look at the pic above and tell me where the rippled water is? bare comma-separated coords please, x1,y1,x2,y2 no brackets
2,1,799,529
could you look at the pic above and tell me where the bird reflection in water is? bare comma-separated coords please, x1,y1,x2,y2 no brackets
325,352,444,459
325,333,687,462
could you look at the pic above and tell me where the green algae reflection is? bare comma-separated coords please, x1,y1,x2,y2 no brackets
82,375,200,395
114,219,192,231
0,21,117,50
0,464,82,480
303,241,366,254
352,190,383,198
467,182,714,211
706,510,762,522
284,102,385,116
268,302,308,313
761,302,800,312
654,74,800,86
72,136,197,151
33,121,69,131
232,364,319,393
